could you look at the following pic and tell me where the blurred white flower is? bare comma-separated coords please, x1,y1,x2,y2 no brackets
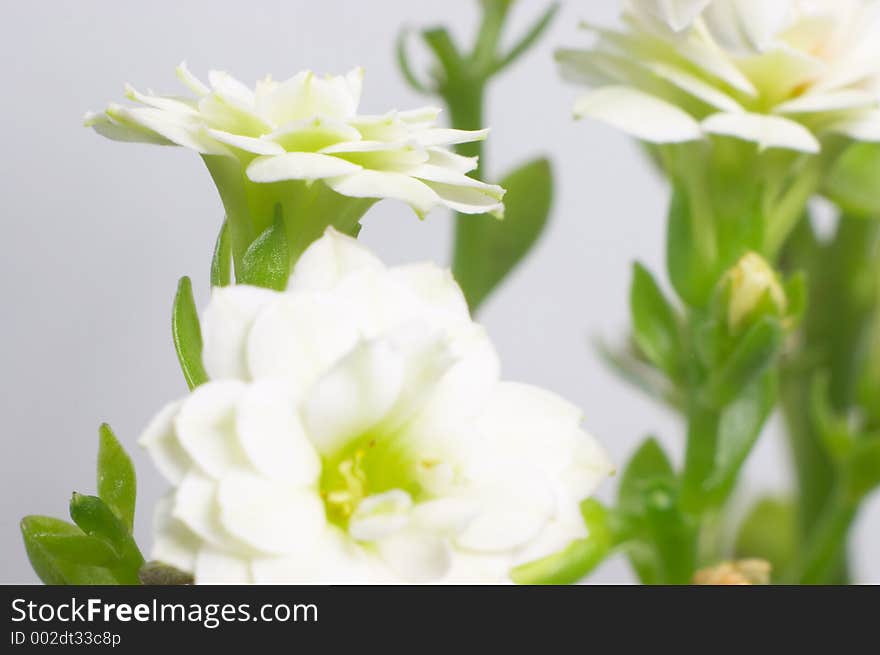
557,0,880,152
140,229,611,584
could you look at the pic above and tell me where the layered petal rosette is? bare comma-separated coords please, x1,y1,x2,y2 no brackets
140,229,612,584
557,0,880,152
86,65,504,266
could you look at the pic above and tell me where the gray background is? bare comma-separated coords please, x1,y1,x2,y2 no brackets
1,0,877,584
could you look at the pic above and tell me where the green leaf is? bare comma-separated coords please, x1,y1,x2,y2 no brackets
37,534,120,567
69,493,144,584
238,206,290,291
20,516,119,585
810,373,854,461
511,500,610,584
824,142,880,218
618,437,675,517
172,276,208,390
630,263,682,378
735,497,797,580
705,370,776,503
703,317,783,408
642,482,697,584
453,158,553,311
97,423,137,532
211,219,232,287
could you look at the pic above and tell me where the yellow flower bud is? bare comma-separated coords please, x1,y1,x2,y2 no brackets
724,252,786,332
692,559,771,585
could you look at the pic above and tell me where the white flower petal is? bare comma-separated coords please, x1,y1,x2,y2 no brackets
206,128,285,155
348,490,413,542
139,400,188,484
217,471,326,555
775,90,878,114
201,285,277,380
172,472,229,548
176,61,210,96
325,170,441,217
573,86,703,143
629,0,712,32
251,527,377,584
376,529,451,583
194,547,252,584
389,262,470,325
245,291,360,396
174,381,250,478
235,381,321,484
246,152,362,182
702,111,821,152
421,179,506,216
411,498,480,536
830,110,880,142
151,495,200,573
644,61,745,112
703,0,794,53
105,104,227,155
414,128,490,147
300,339,404,456
288,226,384,293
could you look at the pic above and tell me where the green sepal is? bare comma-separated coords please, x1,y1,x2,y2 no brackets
510,499,611,585
172,276,208,390
630,262,682,380
97,423,136,532
211,219,233,287
238,205,290,291
20,516,120,585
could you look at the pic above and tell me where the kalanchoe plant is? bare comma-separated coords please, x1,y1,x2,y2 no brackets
86,65,505,277
398,0,559,311
559,0,880,583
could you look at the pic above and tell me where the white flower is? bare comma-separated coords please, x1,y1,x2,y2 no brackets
557,0,880,152
140,229,612,584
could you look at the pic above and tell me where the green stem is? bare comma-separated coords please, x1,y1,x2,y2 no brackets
786,486,859,584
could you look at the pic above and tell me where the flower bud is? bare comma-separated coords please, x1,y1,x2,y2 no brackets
723,252,786,332
692,559,771,585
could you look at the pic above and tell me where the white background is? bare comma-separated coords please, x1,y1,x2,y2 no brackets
1,0,877,583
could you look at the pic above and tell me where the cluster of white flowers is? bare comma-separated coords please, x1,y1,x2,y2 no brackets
86,65,504,218
141,229,612,584
558,0,880,152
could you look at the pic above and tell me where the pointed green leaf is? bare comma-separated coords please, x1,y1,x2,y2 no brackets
630,263,682,379
211,219,232,287
618,437,675,517
69,493,143,584
453,157,553,311
238,206,290,291
705,370,776,503
38,534,120,567
172,276,208,390
97,423,137,532
703,317,782,408
20,516,119,585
